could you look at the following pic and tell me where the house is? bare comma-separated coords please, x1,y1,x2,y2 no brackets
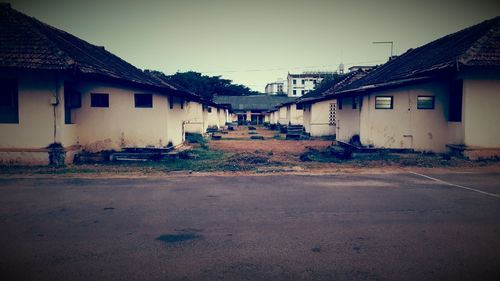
214,95,295,125
287,71,335,97
0,4,199,165
296,70,369,137
145,72,229,133
326,16,500,159
203,101,229,130
274,99,303,125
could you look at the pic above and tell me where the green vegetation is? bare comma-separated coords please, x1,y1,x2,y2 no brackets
145,70,260,100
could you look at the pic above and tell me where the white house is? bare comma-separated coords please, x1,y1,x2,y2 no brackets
0,4,200,165
296,70,370,137
325,16,500,159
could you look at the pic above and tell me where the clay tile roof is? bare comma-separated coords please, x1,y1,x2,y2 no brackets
0,3,180,92
214,95,297,111
341,16,500,93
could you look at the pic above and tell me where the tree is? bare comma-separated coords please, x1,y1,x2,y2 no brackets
145,70,261,101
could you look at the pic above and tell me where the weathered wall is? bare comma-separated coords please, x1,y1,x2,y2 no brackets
463,77,500,148
309,99,336,136
184,101,204,134
303,105,311,133
278,106,288,124
289,104,303,125
166,96,185,146
206,106,220,128
358,82,451,152
0,72,59,149
337,97,361,143
74,81,171,151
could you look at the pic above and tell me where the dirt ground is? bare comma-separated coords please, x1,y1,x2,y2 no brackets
210,125,333,154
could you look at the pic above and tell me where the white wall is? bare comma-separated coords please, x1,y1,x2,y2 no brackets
278,106,288,124
309,100,336,136
357,82,451,152
337,96,361,143
289,104,303,125
0,72,62,148
463,78,500,147
184,101,204,134
205,106,220,128
74,81,173,151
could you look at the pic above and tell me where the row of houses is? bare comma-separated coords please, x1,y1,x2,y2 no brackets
0,4,228,165
268,16,500,159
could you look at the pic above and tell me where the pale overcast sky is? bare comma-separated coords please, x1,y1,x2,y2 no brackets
9,0,500,91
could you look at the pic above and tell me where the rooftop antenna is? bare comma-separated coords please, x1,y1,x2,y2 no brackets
372,41,394,59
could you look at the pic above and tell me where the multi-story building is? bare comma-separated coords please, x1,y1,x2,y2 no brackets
264,79,285,95
286,72,335,97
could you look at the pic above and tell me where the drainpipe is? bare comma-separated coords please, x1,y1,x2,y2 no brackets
48,76,65,166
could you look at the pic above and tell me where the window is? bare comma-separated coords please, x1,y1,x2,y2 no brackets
169,96,174,109
64,82,81,124
417,96,435,110
375,96,393,109
293,79,297,85
301,90,304,95
207,107,212,113
352,97,357,109
0,78,18,123
91,93,109,107
293,90,297,95
449,80,462,122
296,103,303,110
180,99,184,109
338,98,342,110
134,93,153,108
301,80,305,85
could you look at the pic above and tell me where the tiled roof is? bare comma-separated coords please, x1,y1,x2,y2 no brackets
295,70,370,104
214,95,297,111
0,4,180,92
341,16,500,93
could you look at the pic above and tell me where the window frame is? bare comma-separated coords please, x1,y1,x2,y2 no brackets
90,93,109,108
375,96,393,110
0,78,19,124
417,96,435,110
449,80,463,122
134,93,153,108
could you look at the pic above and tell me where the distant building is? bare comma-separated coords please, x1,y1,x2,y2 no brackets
264,80,285,95
286,72,335,97
214,95,295,125
348,65,375,72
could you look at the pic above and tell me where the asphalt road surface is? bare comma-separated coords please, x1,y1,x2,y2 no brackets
0,172,499,281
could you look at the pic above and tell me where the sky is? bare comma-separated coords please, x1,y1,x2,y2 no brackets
8,0,500,92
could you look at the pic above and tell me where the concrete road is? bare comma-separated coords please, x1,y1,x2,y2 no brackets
0,172,499,281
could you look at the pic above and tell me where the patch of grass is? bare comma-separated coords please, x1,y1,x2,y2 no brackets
185,133,207,148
